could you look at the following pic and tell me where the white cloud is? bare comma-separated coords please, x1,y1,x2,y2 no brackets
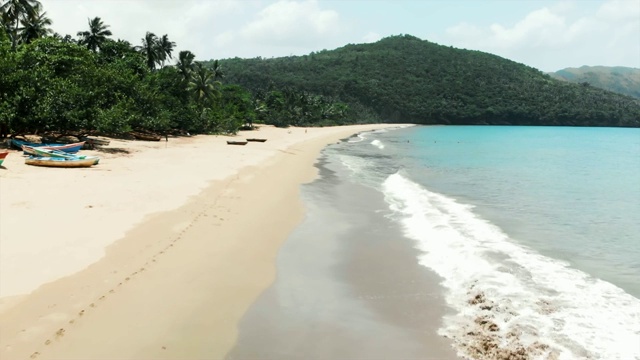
362,31,382,43
442,0,639,71
239,0,341,47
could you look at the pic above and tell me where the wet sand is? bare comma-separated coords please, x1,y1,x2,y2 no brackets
227,152,460,359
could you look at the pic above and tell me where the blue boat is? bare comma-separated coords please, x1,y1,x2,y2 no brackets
11,139,63,151
11,139,84,154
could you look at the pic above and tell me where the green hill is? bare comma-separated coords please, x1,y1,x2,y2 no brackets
215,35,640,127
548,66,640,99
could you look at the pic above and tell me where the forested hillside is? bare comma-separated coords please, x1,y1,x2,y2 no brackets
1,0,353,138
217,35,640,127
549,66,640,99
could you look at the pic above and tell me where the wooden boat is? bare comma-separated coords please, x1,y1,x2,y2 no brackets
246,138,267,142
132,132,162,141
227,141,248,145
23,146,100,164
0,151,8,166
25,156,98,168
82,136,110,146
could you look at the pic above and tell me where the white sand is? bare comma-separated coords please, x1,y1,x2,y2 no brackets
0,124,404,360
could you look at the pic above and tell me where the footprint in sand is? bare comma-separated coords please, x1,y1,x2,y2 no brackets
89,303,95,308
55,328,65,338
30,351,40,359
78,310,85,316
99,296,105,301
68,319,75,324
109,289,115,294
125,277,130,281
44,339,51,345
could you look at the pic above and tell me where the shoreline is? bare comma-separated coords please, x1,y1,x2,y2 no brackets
0,124,410,360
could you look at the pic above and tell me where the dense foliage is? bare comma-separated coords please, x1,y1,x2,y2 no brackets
549,66,640,99
220,35,640,127
1,0,336,139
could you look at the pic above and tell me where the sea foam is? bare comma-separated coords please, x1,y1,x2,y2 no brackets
370,139,385,149
382,172,640,360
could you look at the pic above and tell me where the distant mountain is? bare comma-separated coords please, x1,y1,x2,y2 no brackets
215,35,640,127
548,66,640,99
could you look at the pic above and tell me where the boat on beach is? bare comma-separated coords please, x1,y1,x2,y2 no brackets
12,139,85,153
227,141,248,145
246,138,267,142
22,146,100,164
25,156,98,168
132,132,162,141
11,138,63,151
82,136,110,146
0,151,8,166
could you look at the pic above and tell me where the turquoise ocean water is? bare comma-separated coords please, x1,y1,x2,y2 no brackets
325,125,640,359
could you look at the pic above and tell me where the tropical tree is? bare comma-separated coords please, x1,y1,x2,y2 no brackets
188,62,220,105
52,33,74,44
175,50,195,81
157,34,174,68
209,59,224,81
19,8,51,43
0,0,40,49
136,31,159,70
77,17,112,52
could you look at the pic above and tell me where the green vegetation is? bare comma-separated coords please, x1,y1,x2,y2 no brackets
2,2,639,138
1,0,339,139
549,66,640,99
220,35,640,127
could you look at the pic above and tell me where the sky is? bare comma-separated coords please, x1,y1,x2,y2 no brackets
38,0,640,72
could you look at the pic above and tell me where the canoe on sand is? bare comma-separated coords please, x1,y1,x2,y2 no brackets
25,156,99,168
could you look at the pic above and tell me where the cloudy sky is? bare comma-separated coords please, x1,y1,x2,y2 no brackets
39,0,639,72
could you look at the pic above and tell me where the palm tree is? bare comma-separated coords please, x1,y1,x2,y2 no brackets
52,32,74,43
136,31,159,70
19,8,51,43
0,0,41,49
157,34,175,68
176,50,195,81
188,62,221,104
209,59,224,81
77,17,112,52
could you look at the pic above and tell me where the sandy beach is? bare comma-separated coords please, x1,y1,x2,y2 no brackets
0,124,419,360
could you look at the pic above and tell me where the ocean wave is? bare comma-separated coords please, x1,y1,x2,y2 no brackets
382,173,640,360
371,139,385,149
348,134,366,143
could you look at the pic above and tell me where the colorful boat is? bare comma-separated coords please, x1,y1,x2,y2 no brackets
227,141,248,145
25,156,98,168
11,138,63,151
0,151,8,166
12,139,85,153
22,146,100,165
